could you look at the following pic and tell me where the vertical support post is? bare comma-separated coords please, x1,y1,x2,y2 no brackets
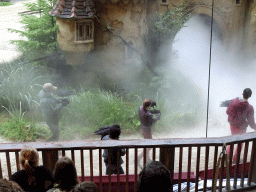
160,146,175,192
42,149,58,172
250,141,256,183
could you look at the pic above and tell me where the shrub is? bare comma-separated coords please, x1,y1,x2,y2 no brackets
61,88,142,134
0,109,49,142
0,2,13,6
60,87,200,140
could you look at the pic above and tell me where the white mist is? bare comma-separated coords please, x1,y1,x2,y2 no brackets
166,15,256,138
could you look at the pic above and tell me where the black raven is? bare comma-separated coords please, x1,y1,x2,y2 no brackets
94,125,120,140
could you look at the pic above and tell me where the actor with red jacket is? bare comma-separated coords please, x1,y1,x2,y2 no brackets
226,88,256,163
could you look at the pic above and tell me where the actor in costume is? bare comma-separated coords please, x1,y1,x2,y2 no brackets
225,88,256,162
39,83,69,141
137,99,160,167
102,125,126,175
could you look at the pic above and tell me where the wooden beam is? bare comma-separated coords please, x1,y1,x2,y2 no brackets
42,149,58,172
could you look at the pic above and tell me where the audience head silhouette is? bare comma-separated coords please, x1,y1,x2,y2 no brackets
137,161,172,192
20,146,39,186
71,181,98,192
53,156,79,191
0,179,24,192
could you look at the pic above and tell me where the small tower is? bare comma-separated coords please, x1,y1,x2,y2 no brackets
49,0,96,66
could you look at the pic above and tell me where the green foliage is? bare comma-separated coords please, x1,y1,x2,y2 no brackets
0,61,48,112
0,2,13,6
8,0,58,61
61,88,142,134
151,2,191,41
59,87,200,140
0,107,49,142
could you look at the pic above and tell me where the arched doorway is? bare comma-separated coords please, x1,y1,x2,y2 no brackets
186,5,229,46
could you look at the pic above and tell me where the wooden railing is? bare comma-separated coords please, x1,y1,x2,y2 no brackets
1,132,256,192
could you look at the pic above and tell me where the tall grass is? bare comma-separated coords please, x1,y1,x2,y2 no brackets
61,88,142,134
0,62,47,112
0,102,49,141
0,61,200,141
60,88,199,140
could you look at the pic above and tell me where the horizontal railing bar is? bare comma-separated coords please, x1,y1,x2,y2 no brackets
1,132,256,151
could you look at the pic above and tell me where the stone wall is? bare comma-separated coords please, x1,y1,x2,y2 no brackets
55,0,256,76
245,1,256,59
56,0,148,86
149,0,250,53
91,1,147,82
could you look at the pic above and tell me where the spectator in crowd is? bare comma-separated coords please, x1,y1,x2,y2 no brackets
138,99,161,166
102,125,126,175
137,161,172,192
39,83,69,141
47,157,80,192
71,181,98,192
11,146,54,192
0,179,24,192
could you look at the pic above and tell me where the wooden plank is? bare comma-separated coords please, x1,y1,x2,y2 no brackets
178,147,183,192
153,147,156,161
2,132,256,151
187,147,192,192
90,149,93,182
249,140,256,185
241,141,249,187
42,149,58,172
80,150,84,182
62,149,65,157
203,146,209,191
117,149,120,192
99,149,103,192
212,146,218,190
229,144,234,174
134,148,138,192
126,148,129,192
143,148,146,167
195,146,201,192
108,149,111,192
0,158,2,179
220,148,225,192
160,146,175,192
15,151,20,171
71,149,75,164
6,152,11,179
234,143,242,189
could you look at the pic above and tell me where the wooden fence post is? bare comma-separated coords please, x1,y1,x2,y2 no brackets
42,149,58,172
251,141,256,183
160,146,175,192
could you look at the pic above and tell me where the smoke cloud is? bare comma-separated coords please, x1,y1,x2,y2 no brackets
167,15,256,138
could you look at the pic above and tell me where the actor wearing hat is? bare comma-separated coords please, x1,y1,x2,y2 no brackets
39,83,69,141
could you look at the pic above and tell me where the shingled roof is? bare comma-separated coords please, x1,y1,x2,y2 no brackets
49,0,96,19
